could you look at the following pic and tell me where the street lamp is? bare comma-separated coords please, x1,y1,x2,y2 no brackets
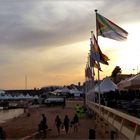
133,69,135,75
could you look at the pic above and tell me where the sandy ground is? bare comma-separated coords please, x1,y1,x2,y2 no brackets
0,100,106,139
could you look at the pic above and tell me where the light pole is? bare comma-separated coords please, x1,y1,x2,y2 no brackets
132,69,135,75
25,75,27,90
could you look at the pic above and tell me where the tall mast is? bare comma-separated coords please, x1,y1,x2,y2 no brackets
90,31,94,82
95,9,101,111
90,31,95,91
95,9,98,41
25,75,27,90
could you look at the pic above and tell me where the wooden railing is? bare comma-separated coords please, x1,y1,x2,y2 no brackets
86,101,140,140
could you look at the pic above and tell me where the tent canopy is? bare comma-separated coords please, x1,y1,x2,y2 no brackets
0,89,5,95
121,73,140,89
95,77,118,93
61,87,71,93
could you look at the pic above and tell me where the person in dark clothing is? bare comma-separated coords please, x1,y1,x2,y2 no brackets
42,114,46,123
63,115,70,134
38,120,44,133
42,113,48,129
55,115,62,135
38,114,48,135
0,127,6,139
72,114,79,133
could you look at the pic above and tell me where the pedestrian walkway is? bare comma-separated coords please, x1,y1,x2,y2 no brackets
17,100,112,140
30,115,107,139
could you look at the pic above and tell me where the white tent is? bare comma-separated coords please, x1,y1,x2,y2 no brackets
121,73,140,89
61,87,71,93
117,78,129,91
25,94,32,99
95,77,118,93
0,89,5,95
20,95,24,99
33,95,39,99
70,89,83,94
54,89,62,93
70,89,83,97
0,94,13,100
52,89,62,94
0,95,5,100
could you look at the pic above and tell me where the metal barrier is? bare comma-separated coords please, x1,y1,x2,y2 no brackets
86,101,140,140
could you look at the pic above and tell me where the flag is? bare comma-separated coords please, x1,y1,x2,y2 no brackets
85,65,93,79
89,38,101,71
91,35,109,65
96,13,128,41
90,51,102,71
89,40,99,68
100,52,109,65
85,68,88,78
90,57,98,68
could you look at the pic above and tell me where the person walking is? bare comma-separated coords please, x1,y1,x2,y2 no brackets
63,115,70,134
55,115,62,135
0,127,6,139
72,114,79,133
38,114,48,135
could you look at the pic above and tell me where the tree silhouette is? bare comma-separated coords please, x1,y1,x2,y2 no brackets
111,66,122,83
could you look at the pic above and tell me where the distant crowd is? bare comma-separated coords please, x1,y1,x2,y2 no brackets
38,113,79,136
37,104,87,137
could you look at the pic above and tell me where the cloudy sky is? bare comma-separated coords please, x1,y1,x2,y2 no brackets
0,0,140,89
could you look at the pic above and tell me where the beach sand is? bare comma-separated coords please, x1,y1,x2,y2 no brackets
0,100,106,139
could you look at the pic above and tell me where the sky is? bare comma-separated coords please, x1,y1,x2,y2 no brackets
0,0,140,89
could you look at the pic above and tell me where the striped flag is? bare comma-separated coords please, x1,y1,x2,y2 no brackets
86,65,93,79
89,39,99,68
91,35,109,65
90,38,101,71
96,13,128,41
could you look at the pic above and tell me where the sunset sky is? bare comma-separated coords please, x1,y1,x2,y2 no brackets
0,0,140,89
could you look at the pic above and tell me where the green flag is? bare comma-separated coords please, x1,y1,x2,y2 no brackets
96,13,128,41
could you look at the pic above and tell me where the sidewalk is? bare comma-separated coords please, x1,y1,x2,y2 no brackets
32,115,107,139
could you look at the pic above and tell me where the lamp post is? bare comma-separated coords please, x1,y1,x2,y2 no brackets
25,75,27,90
133,69,135,75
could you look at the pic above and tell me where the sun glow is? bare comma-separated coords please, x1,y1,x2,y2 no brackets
91,23,140,80
115,24,140,74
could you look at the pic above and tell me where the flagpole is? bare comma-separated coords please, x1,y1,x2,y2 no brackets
25,74,27,90
88,53,92,90
90,31,95,102
95,9,98,41
90,31,95,89
95,9,101,115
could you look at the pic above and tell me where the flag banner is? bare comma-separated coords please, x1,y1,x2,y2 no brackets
85,68,88,78
100,52,109,65
90,35,109,65
89,38,101,70
90,52,102,71
96,13,128,41
85,65,93,79
88,66,92,78
89,40,99,68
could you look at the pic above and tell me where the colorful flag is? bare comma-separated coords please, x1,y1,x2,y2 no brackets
91,35,109,65
85,68,88,78
90,50,102,71
90,57,98,68
89,38,101,71
100,52,109,65
85,65,93,79
96,13,128,41
89,40,99,68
